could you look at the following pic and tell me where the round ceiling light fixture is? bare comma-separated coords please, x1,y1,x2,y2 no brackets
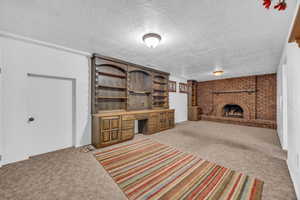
142,33,161,48
213,67,224,76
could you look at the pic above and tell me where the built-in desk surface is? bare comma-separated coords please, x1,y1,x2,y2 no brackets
93,109,174,117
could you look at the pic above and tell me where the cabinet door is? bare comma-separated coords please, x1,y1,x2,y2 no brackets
101,118,112,143
148,113,159,133
121,119,134,141
168,111,175,128
101,118,111,131
102,131,110,142
110,117,121,142
111,130,120,141
100,116,121,145
159,112,167,130
122,129,134,140
111,118,120,130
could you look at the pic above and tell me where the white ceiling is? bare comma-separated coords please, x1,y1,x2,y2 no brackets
0,0,297,80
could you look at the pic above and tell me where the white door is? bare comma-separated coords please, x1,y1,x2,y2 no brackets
27,74,74,156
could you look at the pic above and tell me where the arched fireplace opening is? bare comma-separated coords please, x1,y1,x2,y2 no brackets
223,104,244,118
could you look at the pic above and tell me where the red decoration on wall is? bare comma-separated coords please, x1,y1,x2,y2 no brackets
263,0,287,11
263,0,272,9
274,1,287,10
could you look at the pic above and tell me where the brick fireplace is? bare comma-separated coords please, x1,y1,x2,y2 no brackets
223,104,243,118
195,74,276,129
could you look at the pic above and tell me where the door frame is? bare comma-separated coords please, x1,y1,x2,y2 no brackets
27,73,77,148
282,64,288,150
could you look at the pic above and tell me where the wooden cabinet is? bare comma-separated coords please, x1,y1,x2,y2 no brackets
91,54,174,148
148,113,159,134
188,106,201,121
93,116,121,148
187,80,200,121
159,112,168,130
92,109,175,147
121,115,134,141
168,111,175,128
159,110,175,130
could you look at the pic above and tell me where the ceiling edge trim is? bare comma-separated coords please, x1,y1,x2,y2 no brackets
0,30,92,57
190,70,277,82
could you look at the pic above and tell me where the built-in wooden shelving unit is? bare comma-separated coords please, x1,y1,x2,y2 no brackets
152,75,168,108
96,96,128,99
91,54,170,114
129,90,152,94
97,71,126,79
91,54,174,148
93,58,128,112
97,85,126,90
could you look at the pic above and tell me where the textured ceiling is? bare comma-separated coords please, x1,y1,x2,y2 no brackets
0,0,297,80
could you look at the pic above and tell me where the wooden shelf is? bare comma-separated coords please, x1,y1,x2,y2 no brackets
154,80,167,85
153,100,166,103
96,96,128,99
129,90,151,94
97,85,126,90
154,89,167,92
97,71,126,79
153,95,167,97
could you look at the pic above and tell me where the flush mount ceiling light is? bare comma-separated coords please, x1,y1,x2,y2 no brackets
142,33,161,48
213,69,224,76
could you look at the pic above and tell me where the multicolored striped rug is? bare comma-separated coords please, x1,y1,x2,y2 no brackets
94,138,263,200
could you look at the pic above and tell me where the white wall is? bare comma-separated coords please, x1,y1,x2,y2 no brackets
1,36,91,165
169,76,188,123
277,63,288,150
285,42,300,199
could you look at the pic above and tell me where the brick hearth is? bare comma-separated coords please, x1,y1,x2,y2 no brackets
196,74,276,129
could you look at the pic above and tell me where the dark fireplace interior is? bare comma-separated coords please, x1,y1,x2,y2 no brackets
223,104,243,118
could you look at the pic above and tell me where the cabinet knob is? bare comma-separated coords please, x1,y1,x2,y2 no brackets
28,117,35,122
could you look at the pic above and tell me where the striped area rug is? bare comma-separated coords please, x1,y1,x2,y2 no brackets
94,138,263,200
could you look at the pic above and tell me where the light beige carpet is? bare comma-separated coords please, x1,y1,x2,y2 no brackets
0,121,296,200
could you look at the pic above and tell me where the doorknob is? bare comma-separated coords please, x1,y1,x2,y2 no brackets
28,117,35,122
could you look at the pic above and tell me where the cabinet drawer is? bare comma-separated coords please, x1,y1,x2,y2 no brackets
135,114,149,119
122,120,134,129
149,113,159,117
122,129,134,140
122,115,136,120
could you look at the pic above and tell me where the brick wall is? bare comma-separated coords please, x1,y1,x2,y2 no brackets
256,74,277,120
196,74,277,128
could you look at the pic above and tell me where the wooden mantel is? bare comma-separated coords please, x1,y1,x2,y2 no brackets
289,6,300,47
